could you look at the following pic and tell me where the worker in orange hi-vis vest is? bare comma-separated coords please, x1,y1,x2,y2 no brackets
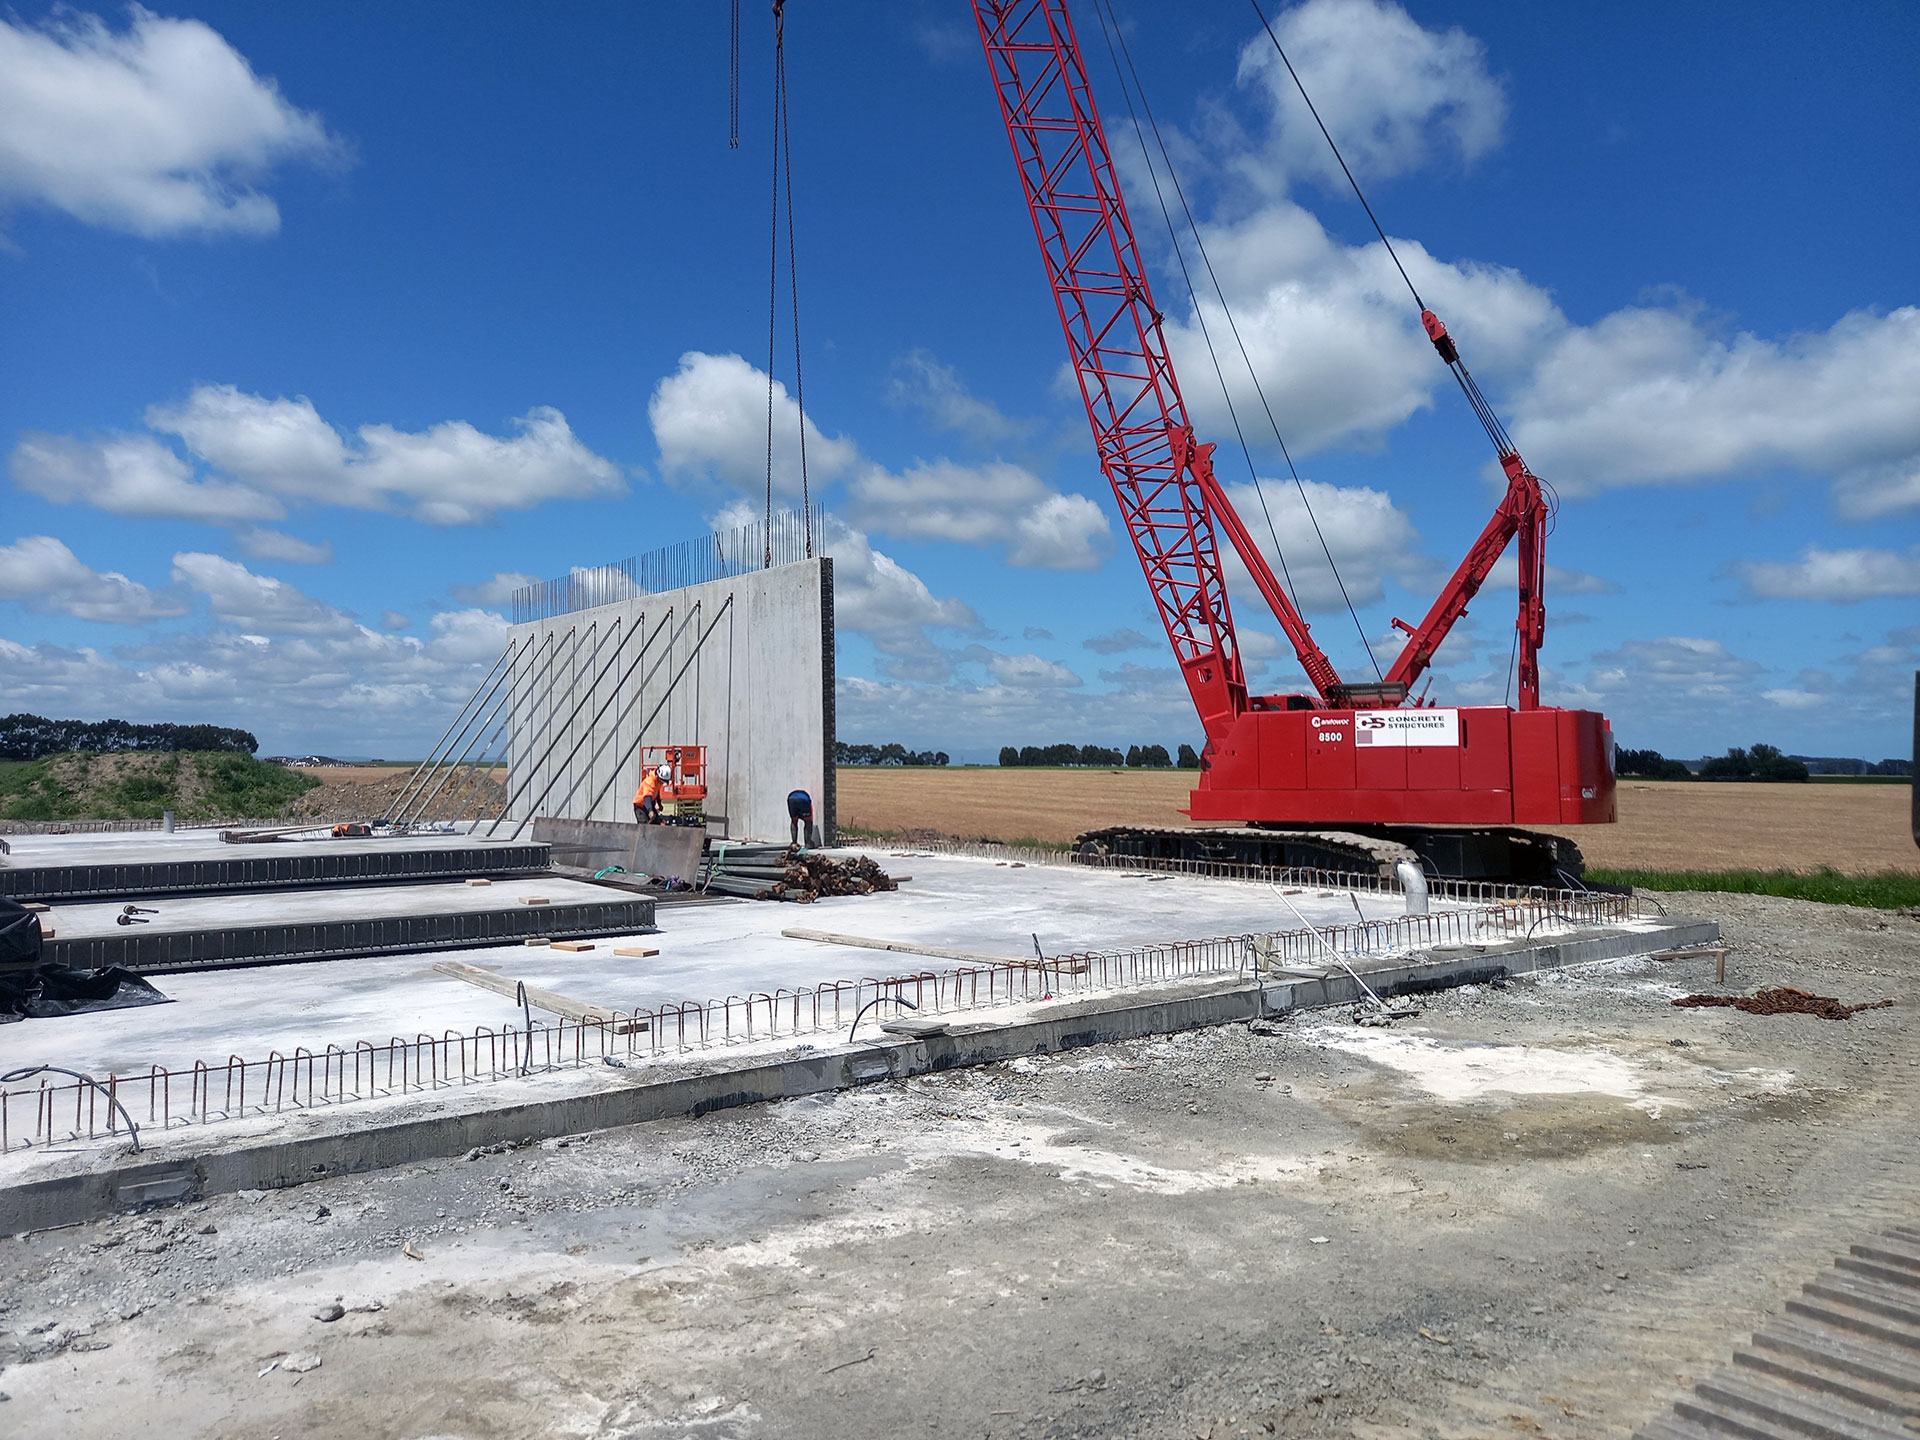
633,764,667,825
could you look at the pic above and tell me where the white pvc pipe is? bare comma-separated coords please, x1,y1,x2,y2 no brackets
1395,859,1429,916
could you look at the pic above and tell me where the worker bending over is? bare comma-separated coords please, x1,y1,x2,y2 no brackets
787,789,814,847
634,764,668,825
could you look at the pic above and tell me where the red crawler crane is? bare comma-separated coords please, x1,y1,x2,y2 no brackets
974,0,1614,881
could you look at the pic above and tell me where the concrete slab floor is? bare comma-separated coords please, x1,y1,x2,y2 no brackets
0,891,1914,1439
3,853,1462,1088
49,874,630,941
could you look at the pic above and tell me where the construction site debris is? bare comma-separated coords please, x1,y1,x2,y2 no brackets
704,846,900,903
781,925,1080,972
431,960,646,1032
2,958,169,1021
1673,985,1894,1020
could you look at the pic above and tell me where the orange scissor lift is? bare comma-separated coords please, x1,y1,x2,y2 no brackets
642,745,708,826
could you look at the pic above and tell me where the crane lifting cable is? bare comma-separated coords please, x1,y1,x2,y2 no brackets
1092,0,1382,683
1245,0,1557,713
763,0,813,564
729,0,741,148
1246,0,1536,488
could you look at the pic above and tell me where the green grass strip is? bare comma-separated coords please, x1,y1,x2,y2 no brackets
1588,866,1920,910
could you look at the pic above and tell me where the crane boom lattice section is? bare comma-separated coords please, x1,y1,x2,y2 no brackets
976,0,1250,738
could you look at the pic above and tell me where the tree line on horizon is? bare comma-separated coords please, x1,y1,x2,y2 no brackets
997,742,1202,769
834,741,950,767
1618,742,1821,782
0,712,259,762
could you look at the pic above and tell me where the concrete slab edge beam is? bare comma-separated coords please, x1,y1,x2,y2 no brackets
0,917,1719,1235
1261,921,1724,1013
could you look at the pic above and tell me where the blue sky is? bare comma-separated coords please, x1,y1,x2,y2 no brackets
1,0,1916,763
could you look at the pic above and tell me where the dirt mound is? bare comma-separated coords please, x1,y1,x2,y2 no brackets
280,766,507,822
1673,985,1895,1020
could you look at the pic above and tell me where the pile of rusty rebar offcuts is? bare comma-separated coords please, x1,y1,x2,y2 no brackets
702,844,899,903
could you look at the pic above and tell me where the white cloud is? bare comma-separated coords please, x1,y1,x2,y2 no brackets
848,460,1045,546
0,7,340,237
0,609,515,757
886,350,1032,447
1585,635,1764,707
380,610,409,632
1834,458,1920,522
426,607,514,664
983,652,1082,689
824,519,981,681
1142,4,1920,523
1734,545,1920,604
654,350,1110,571
170,551,357,636
1008,492,1110,571
12,430,281,522
1235,0,1506,191
650,351,857,497
148,385,626,525
1232,626,1288,677
1762,688,1825,710
1165,207,1560,455
450,571,542,606
0,636,159,714
150,386,346,497
1507,305,1920,515
0,534,187,623
688,503,981,680
236,527,332,564
1084,627,1153,655
14,387,624,527
846,461,1110,571
1219,476,1421,612
1126,1,1536,457
352,407,623,525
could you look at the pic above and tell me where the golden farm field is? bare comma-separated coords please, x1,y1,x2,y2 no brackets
834,768,1919,875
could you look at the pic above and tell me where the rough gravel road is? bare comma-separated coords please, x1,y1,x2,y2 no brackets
2,891,1916,1439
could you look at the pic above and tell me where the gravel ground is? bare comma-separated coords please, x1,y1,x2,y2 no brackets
2,890,1917,1439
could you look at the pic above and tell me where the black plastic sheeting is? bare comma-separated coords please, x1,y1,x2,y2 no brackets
1,894,39,969
1,896,170,1022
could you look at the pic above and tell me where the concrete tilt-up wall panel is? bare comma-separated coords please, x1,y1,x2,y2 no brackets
505,558,833,844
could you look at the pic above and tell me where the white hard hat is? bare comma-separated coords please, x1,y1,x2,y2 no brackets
656,764,671,781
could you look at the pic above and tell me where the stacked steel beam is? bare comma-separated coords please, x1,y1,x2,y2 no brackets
702,845,899,903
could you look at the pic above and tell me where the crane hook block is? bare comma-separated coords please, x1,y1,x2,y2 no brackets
1420,308,1460,365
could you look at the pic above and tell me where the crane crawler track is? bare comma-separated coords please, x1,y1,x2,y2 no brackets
1074,824,1588,887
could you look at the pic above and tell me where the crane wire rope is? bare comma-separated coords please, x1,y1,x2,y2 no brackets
1247,0,1533,485
763,0,813,565
728,0,741,148
1086,5,1303,626
1093,0,1382,682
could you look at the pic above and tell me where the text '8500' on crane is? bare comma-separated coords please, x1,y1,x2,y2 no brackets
973,0,1614,884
